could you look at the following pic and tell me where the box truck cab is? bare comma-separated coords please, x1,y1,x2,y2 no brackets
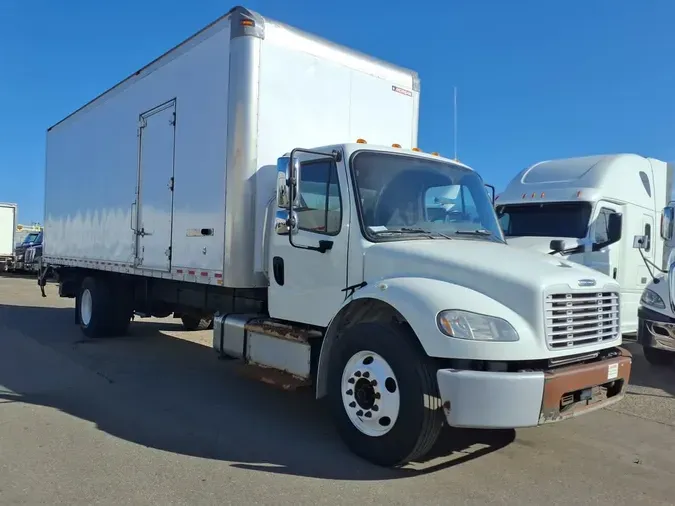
636,206,675,367
40,6,632,468
495,154,674,335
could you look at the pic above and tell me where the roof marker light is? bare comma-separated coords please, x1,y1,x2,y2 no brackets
356,138,367,144
540,192,545,198
392,143,401,148
431,152,440,156
412,147,421,152
522,193,526,199
531,192,536,198
576,190,582,198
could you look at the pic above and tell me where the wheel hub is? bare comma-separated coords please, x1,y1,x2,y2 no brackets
341,350,400,437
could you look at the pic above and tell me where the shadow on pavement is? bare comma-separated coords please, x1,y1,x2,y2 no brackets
0,302,514,480
621,342,675,398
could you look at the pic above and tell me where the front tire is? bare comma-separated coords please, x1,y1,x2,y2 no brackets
327,321,443,467
643,345,675,367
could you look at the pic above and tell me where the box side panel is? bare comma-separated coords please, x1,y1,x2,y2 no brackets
45,22,230,273
0,205,16,256
252,23,418,277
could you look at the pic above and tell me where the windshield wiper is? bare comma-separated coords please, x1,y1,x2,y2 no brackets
372,227,452,239
455,229,492,236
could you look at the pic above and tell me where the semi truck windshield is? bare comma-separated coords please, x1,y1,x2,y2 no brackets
351,151,504,242
496,202,592,238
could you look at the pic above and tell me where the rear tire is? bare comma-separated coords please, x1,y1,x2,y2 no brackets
643,346,675,367
327,321,444,467
79,276,114,338
181,315,213,331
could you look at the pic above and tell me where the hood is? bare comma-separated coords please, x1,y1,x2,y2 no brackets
505,236,583,255
363,239,612,314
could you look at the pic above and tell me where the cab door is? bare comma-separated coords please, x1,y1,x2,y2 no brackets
267,150,351,327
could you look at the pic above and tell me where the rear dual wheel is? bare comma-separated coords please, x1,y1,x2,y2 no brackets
327,321,444,467
78,276,132,338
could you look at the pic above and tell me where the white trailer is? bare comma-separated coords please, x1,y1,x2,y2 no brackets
40,6,632,467
0,203,17,271
495,154,674,335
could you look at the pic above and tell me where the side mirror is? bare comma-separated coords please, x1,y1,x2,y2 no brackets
549,239,565,253
606,213,622,244
632,234,648,249
274,209,298,236
661,206,674,240
276,157,290,208
592,212,623,251
485,184,495,205
275,156,301,209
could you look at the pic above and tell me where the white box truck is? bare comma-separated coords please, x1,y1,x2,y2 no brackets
495,154,674,336
39,6,632,467
0,203,17,272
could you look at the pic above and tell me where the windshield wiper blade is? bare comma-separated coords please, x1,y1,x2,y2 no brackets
455,229,492,236
372,227,452,239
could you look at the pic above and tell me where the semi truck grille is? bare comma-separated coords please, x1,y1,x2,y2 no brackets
545,291,620,349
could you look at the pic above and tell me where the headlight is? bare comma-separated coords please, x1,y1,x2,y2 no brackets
640,289,665,309
436,310,519,342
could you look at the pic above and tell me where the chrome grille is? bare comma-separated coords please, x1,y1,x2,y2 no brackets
24,248,35,264
545,291,619,349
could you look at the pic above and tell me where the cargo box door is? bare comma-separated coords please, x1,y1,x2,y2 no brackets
134,100,176,271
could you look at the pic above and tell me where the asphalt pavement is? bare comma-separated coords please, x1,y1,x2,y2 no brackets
0,275,673,505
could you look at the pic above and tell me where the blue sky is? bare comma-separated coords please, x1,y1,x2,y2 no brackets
1,0,674,224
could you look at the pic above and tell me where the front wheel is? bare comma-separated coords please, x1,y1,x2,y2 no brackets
327,321,444,467
643,346,675,367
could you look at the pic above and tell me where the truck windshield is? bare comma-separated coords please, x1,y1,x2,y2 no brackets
23,233,39,244
351,151,504,242
495,202,592,238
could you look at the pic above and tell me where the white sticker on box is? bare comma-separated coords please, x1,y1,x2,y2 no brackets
607,363,619,380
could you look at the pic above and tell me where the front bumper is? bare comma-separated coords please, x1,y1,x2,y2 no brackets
436,347,632,429
637,306,675,352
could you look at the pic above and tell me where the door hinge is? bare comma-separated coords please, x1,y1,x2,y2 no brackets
165,246,172,260
168,177,174,191
138,117,147,129
169,112,176,126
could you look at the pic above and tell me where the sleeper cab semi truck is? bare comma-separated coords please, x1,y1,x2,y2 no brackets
38,6,632,467
495,154,675,336
636,209,675,367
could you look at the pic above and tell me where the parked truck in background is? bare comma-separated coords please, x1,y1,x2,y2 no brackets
635,206,675,367
38,6,633,467
0,203,17,272
14,229,42,272
495,154,674,336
